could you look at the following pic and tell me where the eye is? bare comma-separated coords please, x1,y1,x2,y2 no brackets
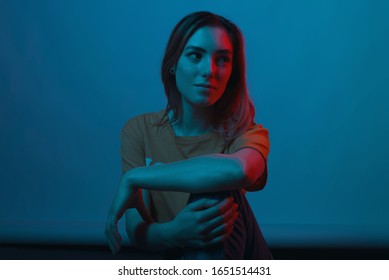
187,52,202,61
216,55,231,65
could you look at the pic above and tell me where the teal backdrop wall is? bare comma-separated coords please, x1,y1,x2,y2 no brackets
1,0,388,247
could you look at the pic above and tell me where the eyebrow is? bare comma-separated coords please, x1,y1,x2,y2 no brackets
185,45,232,55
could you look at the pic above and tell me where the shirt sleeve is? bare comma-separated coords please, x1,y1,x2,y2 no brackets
120,116,153,216
120,117,146,174
227,123,270,191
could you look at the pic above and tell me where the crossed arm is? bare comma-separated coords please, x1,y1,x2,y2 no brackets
105,148,266,254
129,148,265,192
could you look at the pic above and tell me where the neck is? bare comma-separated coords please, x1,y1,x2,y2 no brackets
169,104,213,136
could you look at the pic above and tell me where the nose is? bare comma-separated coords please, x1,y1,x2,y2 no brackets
200,58,216,78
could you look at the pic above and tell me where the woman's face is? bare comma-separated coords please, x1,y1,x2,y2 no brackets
174,26,233,109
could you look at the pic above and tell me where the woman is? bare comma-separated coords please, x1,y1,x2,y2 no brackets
105,11,272,259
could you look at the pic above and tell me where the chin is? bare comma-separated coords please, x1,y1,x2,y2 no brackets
194,98,219,107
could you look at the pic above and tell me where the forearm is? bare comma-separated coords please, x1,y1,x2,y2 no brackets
126,154,247,193
125,209,176,251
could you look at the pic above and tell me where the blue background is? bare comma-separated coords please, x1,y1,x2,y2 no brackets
1,0,388,247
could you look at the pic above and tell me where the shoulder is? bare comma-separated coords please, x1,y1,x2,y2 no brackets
233,123,269,144
122,110,166,133
228,122,270,159
245,123,268,136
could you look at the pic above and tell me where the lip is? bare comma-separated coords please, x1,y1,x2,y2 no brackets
194,83,217,89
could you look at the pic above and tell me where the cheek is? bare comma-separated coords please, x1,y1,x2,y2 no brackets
219,68,232,86
176,62,195,82
176,71,189,90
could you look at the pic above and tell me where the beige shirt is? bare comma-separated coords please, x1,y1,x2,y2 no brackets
120,110,270,222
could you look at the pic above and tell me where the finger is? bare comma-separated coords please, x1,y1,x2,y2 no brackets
204,223,236,247
105,227,118,254
197,198,235,223
105,227,117,254
206,212,238,240
218,197,235,212
105,228,119,254
105,215,122,254
198,203,237,234
221,203,238,223
186,197,219,211
203,235,224,246
108,215,121,243
201,206,238,238
185,214,236,248
107,230,121,255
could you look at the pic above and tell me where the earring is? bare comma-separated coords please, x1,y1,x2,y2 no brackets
169,68,175,75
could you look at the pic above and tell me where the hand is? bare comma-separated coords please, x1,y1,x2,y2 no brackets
105,174,138,255
168,197,238,248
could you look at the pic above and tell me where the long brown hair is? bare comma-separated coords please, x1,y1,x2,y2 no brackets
159,11,255,142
